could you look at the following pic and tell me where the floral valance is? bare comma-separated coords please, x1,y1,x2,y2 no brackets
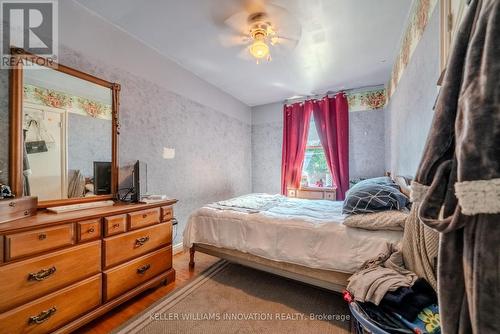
347,88,386,111
23,84,112,120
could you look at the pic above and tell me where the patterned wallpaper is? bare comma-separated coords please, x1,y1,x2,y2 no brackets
0,70,8,185
0,45,252,244
385,7,440,175
387,0,439,97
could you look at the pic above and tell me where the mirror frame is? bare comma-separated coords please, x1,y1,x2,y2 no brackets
9,48,121,208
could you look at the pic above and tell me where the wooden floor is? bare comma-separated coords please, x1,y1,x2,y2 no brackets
77,250,220,334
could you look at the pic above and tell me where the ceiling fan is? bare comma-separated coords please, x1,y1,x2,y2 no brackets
220,1,302,64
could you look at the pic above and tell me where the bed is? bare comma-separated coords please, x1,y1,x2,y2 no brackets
184,181,409,292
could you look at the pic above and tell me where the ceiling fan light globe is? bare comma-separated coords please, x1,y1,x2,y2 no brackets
249,40,269,59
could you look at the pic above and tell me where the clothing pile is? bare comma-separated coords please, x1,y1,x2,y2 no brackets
347,245,440,334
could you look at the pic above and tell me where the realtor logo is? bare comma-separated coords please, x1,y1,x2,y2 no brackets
1,0,58,68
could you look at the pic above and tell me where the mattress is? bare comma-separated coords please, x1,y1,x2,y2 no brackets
184,193,402,274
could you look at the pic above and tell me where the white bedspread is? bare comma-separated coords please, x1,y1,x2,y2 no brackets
184,194,402,274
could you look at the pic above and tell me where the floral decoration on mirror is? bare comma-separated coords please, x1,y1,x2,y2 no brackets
24,84,112,120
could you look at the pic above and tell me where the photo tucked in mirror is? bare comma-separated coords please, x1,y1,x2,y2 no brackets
22,63,112,201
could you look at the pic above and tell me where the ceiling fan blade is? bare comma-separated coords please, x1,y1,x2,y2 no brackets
219,33,251,48
265,4,302,40
274,35,299,43
224,11,250,35
242,0,268,15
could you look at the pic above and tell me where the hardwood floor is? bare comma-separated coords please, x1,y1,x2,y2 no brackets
77,250,220,333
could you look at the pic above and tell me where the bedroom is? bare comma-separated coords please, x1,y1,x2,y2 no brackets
0,0,498,333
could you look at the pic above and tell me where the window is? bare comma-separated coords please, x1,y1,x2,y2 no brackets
301,117,332,187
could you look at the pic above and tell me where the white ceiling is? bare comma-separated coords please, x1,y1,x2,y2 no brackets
75,0,412,106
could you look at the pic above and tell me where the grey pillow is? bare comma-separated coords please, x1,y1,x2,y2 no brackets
342,177,409,214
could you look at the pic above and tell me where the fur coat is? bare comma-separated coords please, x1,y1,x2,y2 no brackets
411,0,500,333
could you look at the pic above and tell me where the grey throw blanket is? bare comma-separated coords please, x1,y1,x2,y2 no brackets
411,1,500,333
347,244,417,305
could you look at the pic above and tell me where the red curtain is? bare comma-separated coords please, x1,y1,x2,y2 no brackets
313,93,349,200
281,101,313,194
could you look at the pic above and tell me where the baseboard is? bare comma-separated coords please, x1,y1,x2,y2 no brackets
173,242,184,254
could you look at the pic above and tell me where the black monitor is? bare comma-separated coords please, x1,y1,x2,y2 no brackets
93,161,111,195
132,160,147,202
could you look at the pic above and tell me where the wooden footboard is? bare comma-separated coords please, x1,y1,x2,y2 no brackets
190,243,350,293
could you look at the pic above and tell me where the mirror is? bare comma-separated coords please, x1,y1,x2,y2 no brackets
9,49,120,207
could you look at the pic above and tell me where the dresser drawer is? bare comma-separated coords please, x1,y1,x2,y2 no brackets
0,274,101,334
103,222,172,268
77,219,101,242
160,206,173,222
104,246,172,301
0,241,101,313
128,208,160,230
5,224,75,261
104,214,127,236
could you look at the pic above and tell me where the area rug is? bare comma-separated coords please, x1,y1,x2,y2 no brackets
114,261,351,334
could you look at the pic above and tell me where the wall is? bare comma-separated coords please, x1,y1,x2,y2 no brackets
251,102,386,194
0,0,252,244
251,103,283,193
0,70,8,185
68,114,112,178
385,9,440,176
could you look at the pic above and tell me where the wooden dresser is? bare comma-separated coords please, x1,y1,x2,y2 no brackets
0,199,177,334
287,187,336,201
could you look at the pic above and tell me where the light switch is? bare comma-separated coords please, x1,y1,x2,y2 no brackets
163,147,175,159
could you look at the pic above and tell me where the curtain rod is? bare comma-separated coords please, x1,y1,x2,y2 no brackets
283,84,385,105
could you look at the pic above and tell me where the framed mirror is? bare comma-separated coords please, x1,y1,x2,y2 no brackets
9,48,120,208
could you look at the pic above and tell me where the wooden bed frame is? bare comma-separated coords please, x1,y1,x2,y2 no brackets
188,176,412,293
189,243,351,293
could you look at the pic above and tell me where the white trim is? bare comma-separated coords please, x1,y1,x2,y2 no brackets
173,242,184,255
410,181,429,203
455,178,500,215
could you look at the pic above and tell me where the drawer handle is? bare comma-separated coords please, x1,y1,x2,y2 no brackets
88,227,95,233
137,264,151,275
38,233,47,240
28,266,57,281
112,223,120,228
142,214,148,218
135,236,150,247
29,306,57,324
9,202,16,207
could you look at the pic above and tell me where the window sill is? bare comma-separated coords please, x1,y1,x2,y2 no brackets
299,186,336,191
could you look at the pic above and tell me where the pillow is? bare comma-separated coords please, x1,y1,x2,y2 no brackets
342,177,409,214
343,210,409,231
393,175,412,197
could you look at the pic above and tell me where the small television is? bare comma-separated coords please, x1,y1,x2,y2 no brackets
93,161,112,195
132,160,147,202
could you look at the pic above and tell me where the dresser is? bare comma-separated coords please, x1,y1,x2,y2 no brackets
287,187,337,201
0,199,177,334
